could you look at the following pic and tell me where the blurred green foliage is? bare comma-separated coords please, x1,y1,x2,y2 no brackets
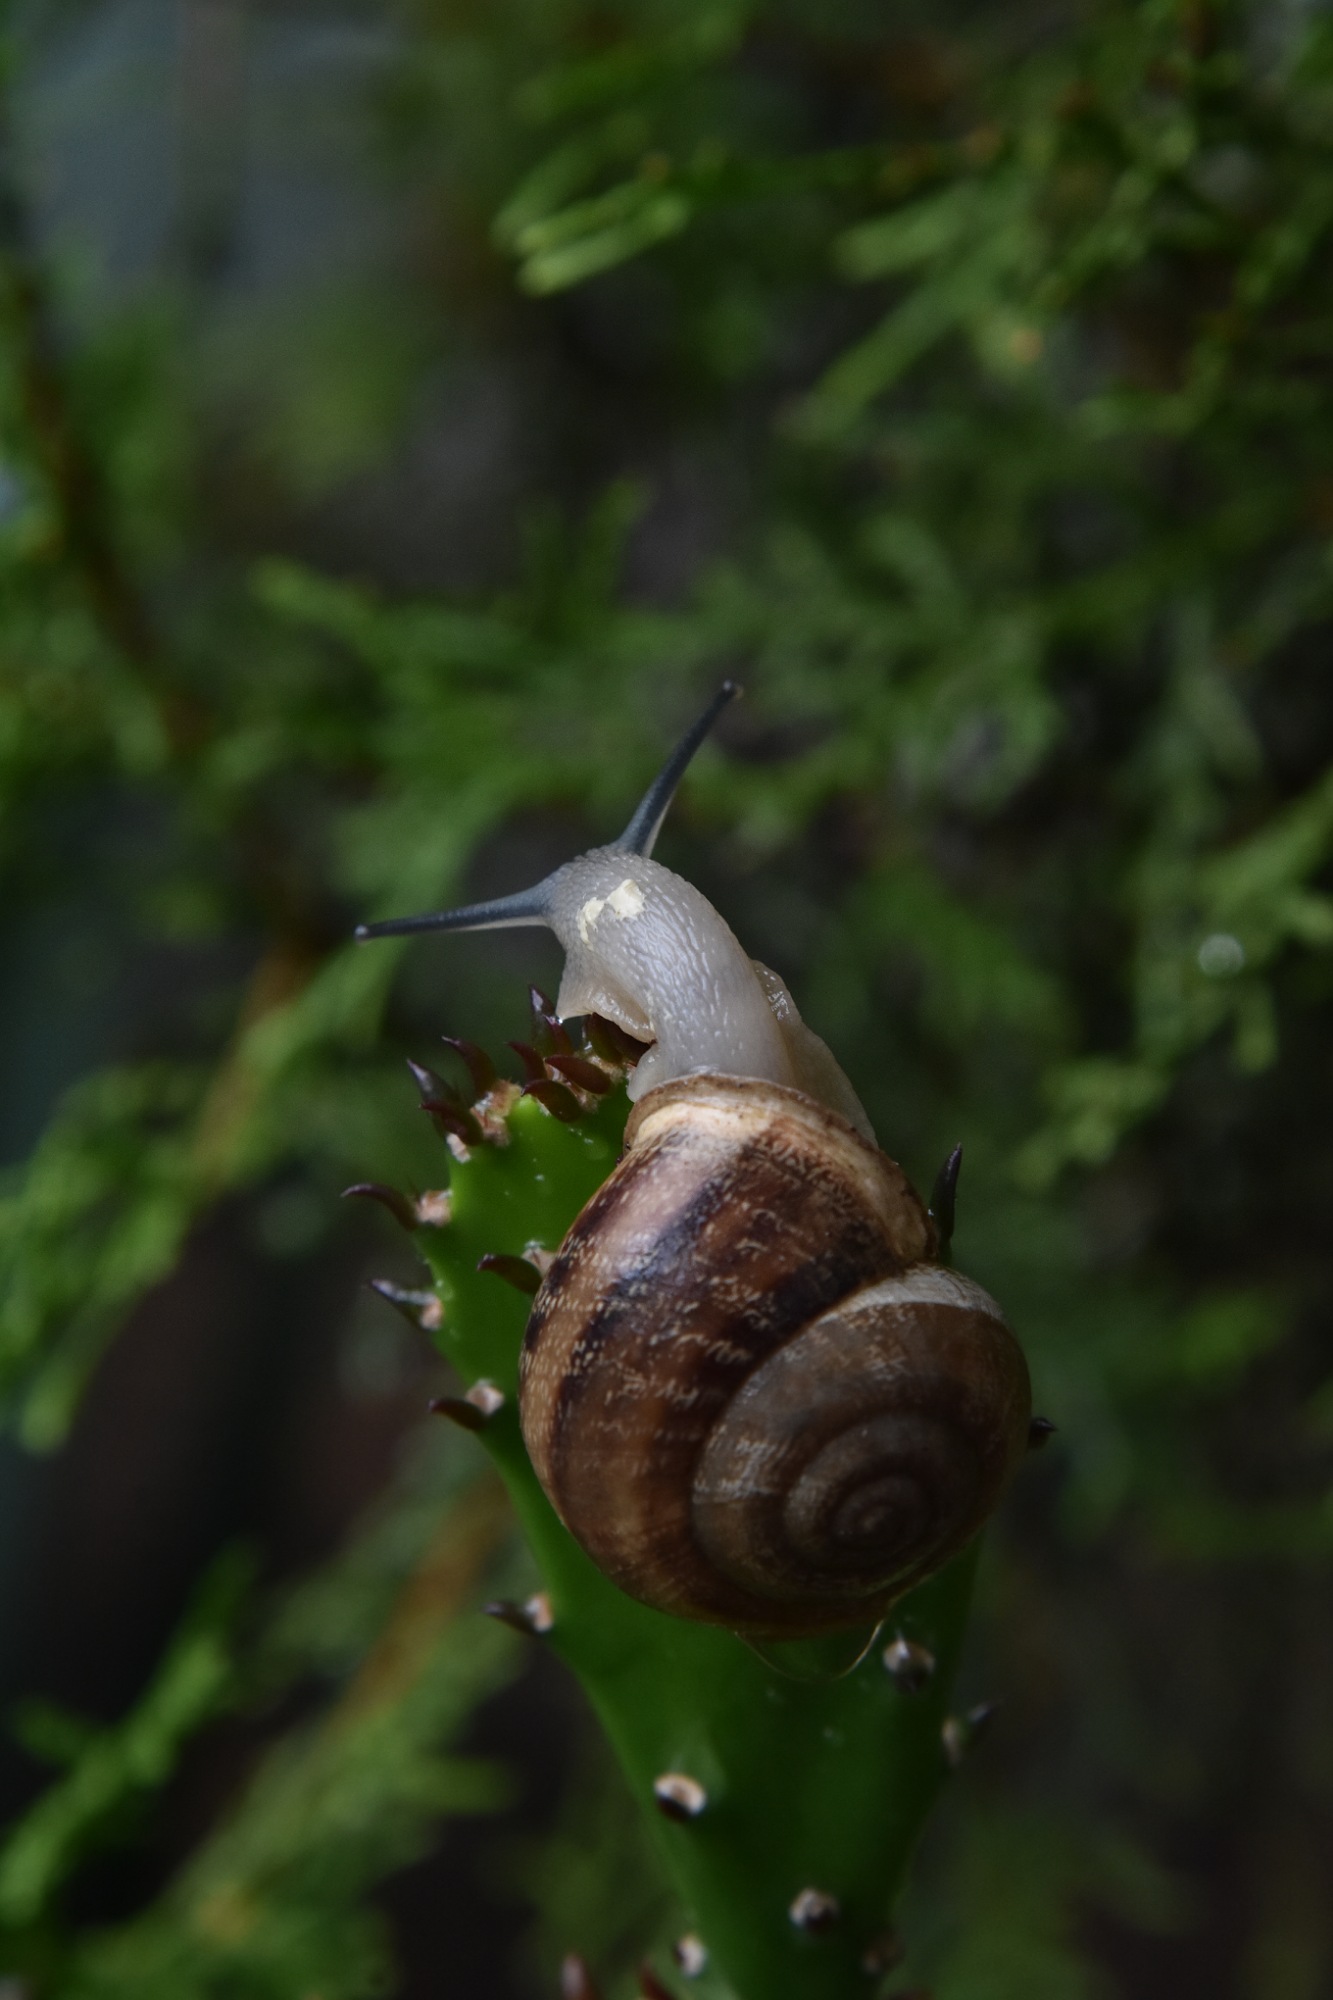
1,1435,520,1998
2,0,1332,1993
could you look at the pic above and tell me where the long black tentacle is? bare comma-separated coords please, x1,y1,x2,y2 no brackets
354,884,553,942
355,681,742,942
614,681,742,858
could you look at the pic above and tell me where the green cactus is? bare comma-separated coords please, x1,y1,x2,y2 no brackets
355,1012,984,2000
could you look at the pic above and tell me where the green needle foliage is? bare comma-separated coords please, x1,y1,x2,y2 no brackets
0,1556,249,1935
0,1439,520,2000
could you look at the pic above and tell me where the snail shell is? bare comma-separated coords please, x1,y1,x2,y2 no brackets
519,1072,1031,1638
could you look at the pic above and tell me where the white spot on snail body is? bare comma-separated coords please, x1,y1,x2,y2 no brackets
577,876,646,942
576,895,606,943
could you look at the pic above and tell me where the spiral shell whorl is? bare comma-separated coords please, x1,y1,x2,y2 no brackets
692,1267,1029,1616
519,1074,1030,1637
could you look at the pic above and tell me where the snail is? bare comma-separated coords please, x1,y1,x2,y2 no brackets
357,685,1031,1639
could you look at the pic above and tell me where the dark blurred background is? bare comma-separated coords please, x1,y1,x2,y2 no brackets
2,1,1332,1995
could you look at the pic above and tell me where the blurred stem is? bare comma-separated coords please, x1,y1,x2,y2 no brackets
326,1469,512,1726
188,936,324,1184
163,1471,516,1969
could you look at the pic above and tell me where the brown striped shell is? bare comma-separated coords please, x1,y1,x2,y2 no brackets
519,1073,1032,1638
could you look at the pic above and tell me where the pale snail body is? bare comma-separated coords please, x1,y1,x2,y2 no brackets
537,845,875,1139
358,684,1033,1639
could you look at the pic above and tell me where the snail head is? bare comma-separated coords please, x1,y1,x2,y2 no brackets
356,683,871,1133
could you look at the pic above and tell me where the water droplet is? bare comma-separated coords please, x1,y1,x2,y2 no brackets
1198,932,1245,977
